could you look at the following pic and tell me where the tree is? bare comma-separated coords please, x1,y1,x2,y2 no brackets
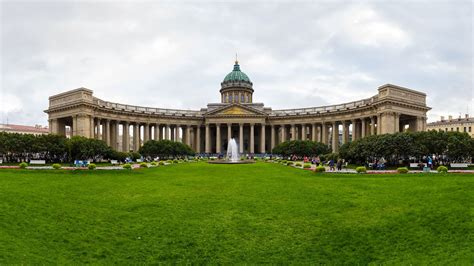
139,140,195,158
272,140,330,157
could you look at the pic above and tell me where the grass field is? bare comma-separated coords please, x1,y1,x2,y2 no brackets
0,162,472,264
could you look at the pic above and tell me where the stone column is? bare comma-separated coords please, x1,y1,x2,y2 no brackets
281,125,286,143
184,125,190,145
195,126,201,152
154,125,159,140
205,124,211,153
171,126,176,141
227,123,232,142
123,122,129,152
291,124,296,141
105,119,111,146
89,116,94,138
322,123,328,144
216,123,221,154
370,117,376,136
332,122,339,152
114,121,120,150
342,121,348,144
270,125,275,151
380,112,396,134
394,113,400,132
133,124,140,151
144,124,149,143
250,123,255,154
312,124,316,141
239,123,244,154
301,124,306,140
260,124,266,153
377,114,382,135
110,122,115,148
177,125,182,143
165,124,170,140
361,119,366,139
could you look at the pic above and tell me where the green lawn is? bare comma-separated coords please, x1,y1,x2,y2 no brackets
0,163,472,264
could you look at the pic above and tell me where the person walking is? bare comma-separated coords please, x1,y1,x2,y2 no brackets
329,159,335,171
336,159,343,171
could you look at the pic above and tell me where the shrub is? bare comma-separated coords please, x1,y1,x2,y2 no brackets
281,160,288,164
286,162,294,166
397,167,409,174
52,163,61,170
355,166,367,173
173,159,179,164
88,163,96,170
123,163,132,170
315,166,326,173
437,165,448,174
139,162,148,168
303,163,311,169
150,162,157,166
166,160,173,164
295,162,302,167
159,161,165,165
19,162,28,169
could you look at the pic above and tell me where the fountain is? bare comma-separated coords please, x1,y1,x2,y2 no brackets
227,138,240,162
208,137,255,164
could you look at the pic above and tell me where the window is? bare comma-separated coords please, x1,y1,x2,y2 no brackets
451,128,453,131
241,95,244,102
464,127,467,132
469,127,472,132
456,127,459,132
229,95,233,102
445,128,448,132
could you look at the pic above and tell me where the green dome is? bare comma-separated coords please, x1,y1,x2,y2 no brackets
223,61,251,83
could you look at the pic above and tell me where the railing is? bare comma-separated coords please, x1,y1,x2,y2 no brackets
92,94,378,117
94,99,204,117
270,96,377,116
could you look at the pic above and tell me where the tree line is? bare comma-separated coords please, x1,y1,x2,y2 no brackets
338,131,474,164
0,132,194,163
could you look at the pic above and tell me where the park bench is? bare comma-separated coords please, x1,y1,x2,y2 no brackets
110,160,118,165
30,160,46,165
0,159,2,164
450,163,468,168
409,163,427,168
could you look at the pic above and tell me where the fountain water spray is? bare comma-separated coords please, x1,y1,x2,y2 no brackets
226,138,239,162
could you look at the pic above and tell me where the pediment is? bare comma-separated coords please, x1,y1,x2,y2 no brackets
205,104,267,117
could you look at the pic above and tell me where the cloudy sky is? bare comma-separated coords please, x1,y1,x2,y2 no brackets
1,0,472,126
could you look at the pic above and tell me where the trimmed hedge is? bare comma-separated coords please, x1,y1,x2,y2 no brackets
139,162,148,168
19,162,28,169
355,166,367,173
437,166,448,174
314,166,326,173
123,163,132,170
303,164,311,169
52,163,61,170
88,163,97,170
397,167,409,174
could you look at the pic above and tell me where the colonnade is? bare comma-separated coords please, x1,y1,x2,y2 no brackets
50,113,426,154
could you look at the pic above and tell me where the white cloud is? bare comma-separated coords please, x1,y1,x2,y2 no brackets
0,1,471,125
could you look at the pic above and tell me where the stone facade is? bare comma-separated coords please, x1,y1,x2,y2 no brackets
427,115,474,138
45,62,430,154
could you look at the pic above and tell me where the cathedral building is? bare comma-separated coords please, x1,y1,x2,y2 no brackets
45,60,430,154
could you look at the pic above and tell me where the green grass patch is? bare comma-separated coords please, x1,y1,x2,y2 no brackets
0,163,472,264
